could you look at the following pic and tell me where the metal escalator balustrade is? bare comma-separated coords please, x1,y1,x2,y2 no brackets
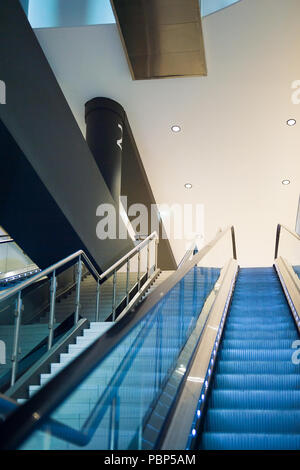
274,224,300,332
0,232,159,390
0,226,237,450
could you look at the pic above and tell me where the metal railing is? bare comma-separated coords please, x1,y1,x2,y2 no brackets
274,223,300,259
0,232,159,387
0,226,236,450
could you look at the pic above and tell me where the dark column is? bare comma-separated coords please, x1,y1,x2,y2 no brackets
85,98,125,205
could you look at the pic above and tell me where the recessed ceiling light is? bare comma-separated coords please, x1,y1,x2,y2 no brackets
185,183,192,189
282,179,291,185
171,125,181,133
287,119,296,126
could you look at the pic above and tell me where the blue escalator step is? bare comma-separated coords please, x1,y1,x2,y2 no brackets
213,374,300,390
219,348,295,361
209,390,300,409
201,433,300,450
221,339,293,349
224,330,297,339
216,360,300,375
204,409,300,433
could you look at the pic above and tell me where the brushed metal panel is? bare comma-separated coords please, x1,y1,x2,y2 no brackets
110,0,207,79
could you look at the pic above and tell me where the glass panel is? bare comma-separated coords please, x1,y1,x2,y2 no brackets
0,260,88,392
18,288,51,380
54,263,87,324
0,276,52,391
0,293,18,388
19,233,234,449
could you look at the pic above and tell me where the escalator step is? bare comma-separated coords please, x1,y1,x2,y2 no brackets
200,432,300,450
224,330,297,339
221,339,293,349
209,389,300,409
216,360,299,375
219,349,295,361
213,374,300,390
204,409,300,433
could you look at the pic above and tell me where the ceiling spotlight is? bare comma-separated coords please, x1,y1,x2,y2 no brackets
171,125,181,133
282,179,291,185
287,119,296,126
185,183,192,189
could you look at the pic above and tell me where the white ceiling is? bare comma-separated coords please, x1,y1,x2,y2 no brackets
34,0,300,267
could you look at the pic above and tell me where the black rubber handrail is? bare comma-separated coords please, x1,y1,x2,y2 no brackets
0,227,236,450
0,394,86,446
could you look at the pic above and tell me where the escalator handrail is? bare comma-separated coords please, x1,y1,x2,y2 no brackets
274,223,300,259
0,231,158,302
0,226,236,450
0,394,87,447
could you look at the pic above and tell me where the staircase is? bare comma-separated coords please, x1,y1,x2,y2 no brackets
18,322,114,403
200,267,300,450
16,271,173,402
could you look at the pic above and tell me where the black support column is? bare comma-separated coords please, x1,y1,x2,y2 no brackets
85,98,124,205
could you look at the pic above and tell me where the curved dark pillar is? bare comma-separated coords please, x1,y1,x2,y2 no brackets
85,98,125,205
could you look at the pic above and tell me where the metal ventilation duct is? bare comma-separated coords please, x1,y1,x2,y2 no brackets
110,0,207,79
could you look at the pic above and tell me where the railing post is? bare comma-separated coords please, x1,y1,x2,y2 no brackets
147,241,150,278
137,249,141,291
231,226,237,260
95,279,101,322
74,256,82,324
126,259,130,306
11,292,22,387
112,270,117,321
275,224,281,259
48,270,57,350
155,237,159,270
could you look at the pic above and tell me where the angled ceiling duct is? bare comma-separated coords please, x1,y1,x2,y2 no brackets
110,0,207,79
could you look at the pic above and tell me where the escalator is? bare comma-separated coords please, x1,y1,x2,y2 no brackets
199,267,300,450
0,225,299,451
0,231,40,289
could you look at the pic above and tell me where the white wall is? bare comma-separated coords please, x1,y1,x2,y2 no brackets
34,0,300,267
